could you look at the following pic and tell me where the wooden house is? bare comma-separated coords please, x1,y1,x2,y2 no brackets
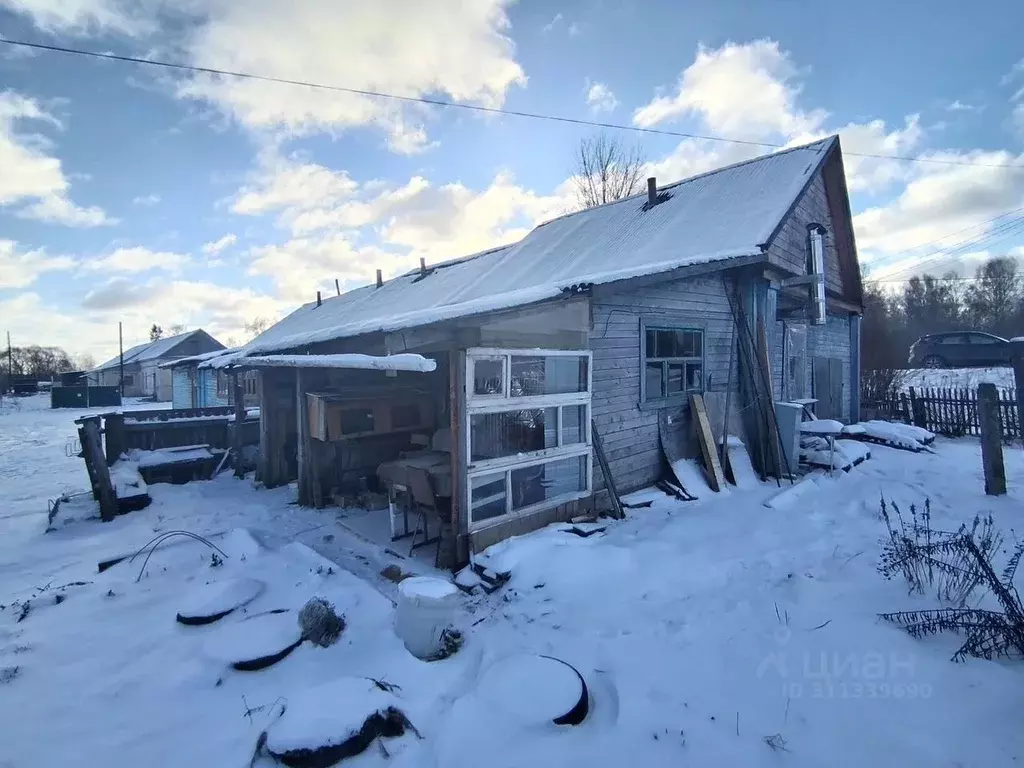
161,349,258,409
89,330,225,400
219,137,863,563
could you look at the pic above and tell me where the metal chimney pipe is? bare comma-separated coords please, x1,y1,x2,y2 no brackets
376,269,383,288
420,257,426,275
647,177,657,207
316,290,322,307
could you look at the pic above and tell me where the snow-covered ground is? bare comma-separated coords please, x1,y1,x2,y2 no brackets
902,366,1016,393
2,394,1024,767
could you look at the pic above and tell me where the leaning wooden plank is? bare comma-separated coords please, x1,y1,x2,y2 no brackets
591,419,625,520
689,394,725,492
81,418,117,522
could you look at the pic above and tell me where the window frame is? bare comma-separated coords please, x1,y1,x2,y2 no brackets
639,319,706,407
464,348,593,532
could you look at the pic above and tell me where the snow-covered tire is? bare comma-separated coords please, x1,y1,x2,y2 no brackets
265,678,412,767
203,610,303,671
175,577,265,626
478,654,589,726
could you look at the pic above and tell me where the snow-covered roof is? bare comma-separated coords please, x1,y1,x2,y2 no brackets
159,348,238,369
94,330,223,372
245,137,837,356
201,353,436,373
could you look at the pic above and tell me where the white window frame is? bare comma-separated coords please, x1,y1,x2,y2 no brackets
465,348,593,532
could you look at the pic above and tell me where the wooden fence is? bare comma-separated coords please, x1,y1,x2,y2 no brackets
872,386,1020,439
102,409,259,463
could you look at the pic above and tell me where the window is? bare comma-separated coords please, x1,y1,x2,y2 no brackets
968,334,1002,345
216,371,230,398
938,334,968,345
465,349,592,530
122,374,134,387
642,325,704,402
339,408,374,436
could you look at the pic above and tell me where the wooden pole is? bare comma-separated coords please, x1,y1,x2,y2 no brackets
1011,339,1024,447
118,322,124,398
232,371,245,478
978,382,1006,496
295,368,311,506
104,412,125,466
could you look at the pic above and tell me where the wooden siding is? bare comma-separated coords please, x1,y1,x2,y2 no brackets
590,275,740,498
766,170,845,296
808,313,852,420
171,368,192,409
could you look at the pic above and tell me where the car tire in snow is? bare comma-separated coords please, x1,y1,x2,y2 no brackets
923,355,945,369
175,577,265,626
203,610,303,671
478,654,589,726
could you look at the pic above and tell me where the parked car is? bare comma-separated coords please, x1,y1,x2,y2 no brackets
908,332,1013,368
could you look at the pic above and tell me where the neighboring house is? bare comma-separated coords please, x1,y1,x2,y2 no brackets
162,349,259,409
223,136,863,560
89,330,226,400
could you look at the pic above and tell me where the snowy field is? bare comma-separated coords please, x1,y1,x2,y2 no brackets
2,394,1024,767
902,366,1015,393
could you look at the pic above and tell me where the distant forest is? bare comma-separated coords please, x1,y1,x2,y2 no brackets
862,255,1024,370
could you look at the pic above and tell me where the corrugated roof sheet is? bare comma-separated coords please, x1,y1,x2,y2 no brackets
246,137,836,356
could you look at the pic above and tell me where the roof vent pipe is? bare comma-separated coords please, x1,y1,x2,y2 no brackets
647,177,657,207
316,290,322,307
420,257,427,275
334,278,341,296
376,269,383,288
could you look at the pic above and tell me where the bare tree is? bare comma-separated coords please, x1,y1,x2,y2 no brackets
572,134,646,210
167,323,187,336
74,353,96,371
244,317,271,341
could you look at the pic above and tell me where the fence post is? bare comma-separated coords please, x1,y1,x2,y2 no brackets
104,412,125,466
978,383,1006,496
1011,339,1024,445
908,387,926,429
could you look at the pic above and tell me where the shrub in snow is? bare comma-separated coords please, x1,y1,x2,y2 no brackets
878,498,1024,662
298,597,345,648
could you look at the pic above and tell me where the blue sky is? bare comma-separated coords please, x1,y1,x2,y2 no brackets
1,0,1022,361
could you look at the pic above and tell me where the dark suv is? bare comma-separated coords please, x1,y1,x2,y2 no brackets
908,332,1012,368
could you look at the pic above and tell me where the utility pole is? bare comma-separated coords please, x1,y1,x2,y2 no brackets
118,322,124,397
5,332,11,394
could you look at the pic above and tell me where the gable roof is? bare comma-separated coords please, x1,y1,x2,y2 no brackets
246,136,838,356
94,330,224,372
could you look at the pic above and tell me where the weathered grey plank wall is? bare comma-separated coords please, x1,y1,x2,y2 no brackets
590,274,741,496
807,313,852,420
765,170,845,294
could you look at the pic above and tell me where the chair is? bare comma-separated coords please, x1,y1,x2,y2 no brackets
406,467,452,567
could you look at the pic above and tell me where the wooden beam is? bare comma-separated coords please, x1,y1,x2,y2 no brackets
689,394,726,492
1012,340,1024,447
978,382,1006,496
296,368,311,506
80,417,117,521
232,371,245,478
757,318,783,476
449,348,468,564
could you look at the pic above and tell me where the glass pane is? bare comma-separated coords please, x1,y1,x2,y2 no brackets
657,330,677,357
510,355,587,396
473,357,504,396
470,408,558,461
667,363,684,394
511,455,587,511
645,329,657,359
645,362,664,399
686,362,703,392
677,330,702,357
340,408,374,435
470,472,507,523
562,404,586,445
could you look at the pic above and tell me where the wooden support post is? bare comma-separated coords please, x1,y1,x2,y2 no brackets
756,318,783,477
295,368,312,506
449,349,468,565
104,412,125,466
1011,339,1024,446
80,417,117,521
257,371,269,485
908,387,926,429
232,371,245,478
978,382,1006,496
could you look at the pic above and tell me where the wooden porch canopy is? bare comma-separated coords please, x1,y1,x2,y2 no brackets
201,352,437,373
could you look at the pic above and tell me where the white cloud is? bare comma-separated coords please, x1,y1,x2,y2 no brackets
201,233,237,255
0,90,113,226
568,22,580,37
584,80,618,114
232,153,359,219
0,239,75,288
1001,57,1024,86
174,0,526,150
132,193,161,206
854,148,1024,274
542,13,563,33
946,100,978,112
632,40,827,140
1013,103,1024,138
85,246,190,273
0,0,153,35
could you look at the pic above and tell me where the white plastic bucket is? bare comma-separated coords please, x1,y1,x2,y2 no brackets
393,576,459,659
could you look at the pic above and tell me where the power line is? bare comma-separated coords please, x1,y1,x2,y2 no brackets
4,36,1024,171
878,215,1024,281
